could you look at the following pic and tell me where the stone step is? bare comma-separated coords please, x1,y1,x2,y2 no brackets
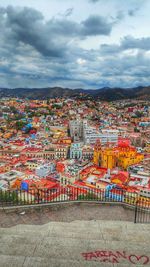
0,235,149,250
23,256,150,267
0,225,149,243
7,219,148,228
0,220,149,267
1,219,150,231
0,232,149,246
0,255,148,267
0,241,149,260
8,220,150,230
0,255,25,267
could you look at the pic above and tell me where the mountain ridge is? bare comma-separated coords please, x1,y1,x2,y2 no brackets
0,86,150,101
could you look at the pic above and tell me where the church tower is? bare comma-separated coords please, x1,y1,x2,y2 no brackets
93,139,102,166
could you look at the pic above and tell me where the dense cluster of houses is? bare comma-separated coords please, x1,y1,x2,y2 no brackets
0,97,150,201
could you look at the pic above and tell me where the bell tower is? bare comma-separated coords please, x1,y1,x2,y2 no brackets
93,139,102,166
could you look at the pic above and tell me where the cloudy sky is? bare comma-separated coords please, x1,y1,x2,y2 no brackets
0,0,150,89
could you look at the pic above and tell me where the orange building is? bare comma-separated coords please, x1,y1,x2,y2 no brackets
93,138,144,170
56,162,65,173
111,172,129,186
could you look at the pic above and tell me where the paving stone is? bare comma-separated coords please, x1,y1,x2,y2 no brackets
0,255,25,267
0,243,37,257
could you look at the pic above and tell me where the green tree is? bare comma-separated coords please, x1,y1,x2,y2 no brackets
134,127,140,132
16,121,26,130
135,111,143,118
10,106,18,114
78,193,97,200
0,190,18,203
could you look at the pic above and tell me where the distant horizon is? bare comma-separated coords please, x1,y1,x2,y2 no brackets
0,85,149,90
0,0,150,88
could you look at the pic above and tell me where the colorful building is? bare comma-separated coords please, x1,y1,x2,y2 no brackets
93,138,144,170
70,143,82,159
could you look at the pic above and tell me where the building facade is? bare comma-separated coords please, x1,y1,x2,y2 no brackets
70,143,82,159
36,163,55,177
93,139,144,170
83,123,118,145
69,120,83,142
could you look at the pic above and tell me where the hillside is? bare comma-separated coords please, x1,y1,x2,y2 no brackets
0,86,150,101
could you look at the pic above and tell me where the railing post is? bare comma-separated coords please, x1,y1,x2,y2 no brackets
121,190,123,203
134,200,138,223
0,189,3,207
37,189,40,204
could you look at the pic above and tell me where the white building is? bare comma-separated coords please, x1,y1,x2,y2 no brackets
83,123,118,145
36,163,55,177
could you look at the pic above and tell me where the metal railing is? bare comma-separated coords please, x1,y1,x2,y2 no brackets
134,199,150,223
0,187,150,223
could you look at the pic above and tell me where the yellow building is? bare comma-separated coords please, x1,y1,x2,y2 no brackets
93,139,144,170
145,142,150,152
118,154,144,169
93,140,117,169
101,148,117,169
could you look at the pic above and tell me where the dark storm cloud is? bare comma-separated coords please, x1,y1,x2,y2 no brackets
0,6,114,59
81,15,112,35
2,6,66,58
122,36,150,50
0,5,149,89
100,36,150,55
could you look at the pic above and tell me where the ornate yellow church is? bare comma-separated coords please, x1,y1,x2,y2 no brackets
93,139,144,170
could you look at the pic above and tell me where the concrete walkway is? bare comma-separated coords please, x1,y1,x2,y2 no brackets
0,220,150,267
0,203,134,227
0,203,149,266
